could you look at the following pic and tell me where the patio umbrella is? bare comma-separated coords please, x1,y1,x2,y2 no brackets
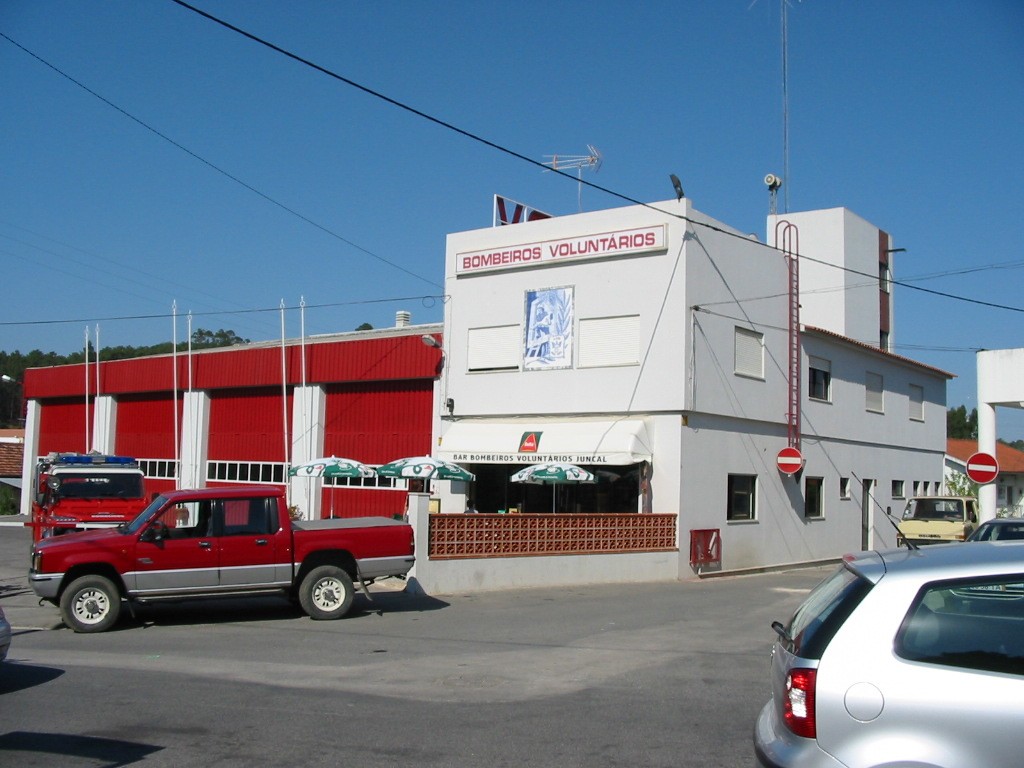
510,462,596,512
376,455,475,482
288,456,376,479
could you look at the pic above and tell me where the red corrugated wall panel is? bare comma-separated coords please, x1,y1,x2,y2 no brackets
208,388,291,461
116,394,180,458
38,399,91,454
24,333,442,399
320,487,406,519
319,380,435,519
323,381,434,464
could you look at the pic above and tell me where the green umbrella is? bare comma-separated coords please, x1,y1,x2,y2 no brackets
375,455,475,481
288,456,376,479
510,462,596,512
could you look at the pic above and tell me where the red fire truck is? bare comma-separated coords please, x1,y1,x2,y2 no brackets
29,453,149,542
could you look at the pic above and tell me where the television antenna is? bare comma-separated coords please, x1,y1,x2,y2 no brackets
543,144,602,212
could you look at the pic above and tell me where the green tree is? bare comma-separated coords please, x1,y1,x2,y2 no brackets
944,471,978,498
0,485,15,515
355,322,373,331
946,405,978,439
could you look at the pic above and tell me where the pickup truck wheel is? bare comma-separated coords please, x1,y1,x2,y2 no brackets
299,565,355,620
60,575,121,633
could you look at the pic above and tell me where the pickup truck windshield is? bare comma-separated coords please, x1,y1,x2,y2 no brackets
124,495,167,534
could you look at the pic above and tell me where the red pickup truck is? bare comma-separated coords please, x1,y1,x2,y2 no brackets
29,485,416,633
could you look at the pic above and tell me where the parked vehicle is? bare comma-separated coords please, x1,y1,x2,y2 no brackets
29,485,415,633
896,495,978,546
754,543,1024,768
966,517,1024,542
0,606,10,664
29,453,149,542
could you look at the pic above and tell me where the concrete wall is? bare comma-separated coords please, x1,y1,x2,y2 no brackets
769,208,894,349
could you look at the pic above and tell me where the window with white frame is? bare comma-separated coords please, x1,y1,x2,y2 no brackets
909,384,924,421
727,474,757,521
207,461,286,484
866,371,884,413
892,479,905,499
839,477,851,499
734,327,764,379
808,356,832,402
804,477,824,519
139,458,178,480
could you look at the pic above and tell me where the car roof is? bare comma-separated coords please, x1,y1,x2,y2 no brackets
979,518,1024,526
845,542,1024,582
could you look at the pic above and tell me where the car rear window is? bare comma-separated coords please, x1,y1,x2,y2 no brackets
783,564,873,660
896,574,1024,676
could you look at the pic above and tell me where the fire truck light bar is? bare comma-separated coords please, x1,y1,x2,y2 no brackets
55,455,137,466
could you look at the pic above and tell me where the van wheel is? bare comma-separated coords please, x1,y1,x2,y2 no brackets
299,565,355,620
60,575,121,633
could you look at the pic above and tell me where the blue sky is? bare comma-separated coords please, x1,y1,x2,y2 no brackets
2,1,1023,439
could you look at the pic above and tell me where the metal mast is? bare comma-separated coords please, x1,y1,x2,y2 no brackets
543,145,602,212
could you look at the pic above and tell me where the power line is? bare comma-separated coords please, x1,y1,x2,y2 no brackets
0,294,445,329
0,30,441,291
5,9,1022,325
167,1,1024,317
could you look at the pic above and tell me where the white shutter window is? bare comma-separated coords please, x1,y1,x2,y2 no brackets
578,315,640,368
909,384,924,421
467,325,520,371
734,327,764,379
866,371,884,413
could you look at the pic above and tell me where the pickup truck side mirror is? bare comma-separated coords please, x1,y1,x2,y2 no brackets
141,521,167,543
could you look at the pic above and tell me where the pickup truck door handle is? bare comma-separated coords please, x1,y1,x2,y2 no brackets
255,539,268,546
198,541,212,549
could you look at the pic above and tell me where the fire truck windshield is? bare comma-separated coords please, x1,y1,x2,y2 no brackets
54,472,145,500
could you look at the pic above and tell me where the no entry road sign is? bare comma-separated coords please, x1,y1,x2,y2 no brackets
966,451,999,484
777,447,803,475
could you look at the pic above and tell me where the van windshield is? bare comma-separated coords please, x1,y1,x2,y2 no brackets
904,499,964,521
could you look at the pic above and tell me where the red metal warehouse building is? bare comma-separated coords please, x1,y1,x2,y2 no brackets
20,323,442,520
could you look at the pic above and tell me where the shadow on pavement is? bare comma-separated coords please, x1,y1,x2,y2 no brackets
124,588,448,630
0,661,65,694
0,731,162,767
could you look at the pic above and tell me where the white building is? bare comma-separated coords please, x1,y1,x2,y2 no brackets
419,197,949,584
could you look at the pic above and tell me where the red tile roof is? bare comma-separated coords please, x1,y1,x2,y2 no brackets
947,438,1024,474
0,442,23,477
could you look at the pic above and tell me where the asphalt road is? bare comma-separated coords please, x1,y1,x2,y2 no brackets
0,522,830,767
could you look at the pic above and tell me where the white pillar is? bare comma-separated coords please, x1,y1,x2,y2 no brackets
19,399,41,517
976,400,998,523
92,395,117,454
179,391,211,489
405,492,432,594
288,385,326,520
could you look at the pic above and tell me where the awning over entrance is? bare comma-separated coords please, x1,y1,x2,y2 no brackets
437,419,652,466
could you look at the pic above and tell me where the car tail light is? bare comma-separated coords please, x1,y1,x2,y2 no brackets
783,668,817,738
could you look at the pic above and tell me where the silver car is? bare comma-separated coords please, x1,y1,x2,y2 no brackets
966,518,1024,542
754,543,1024,768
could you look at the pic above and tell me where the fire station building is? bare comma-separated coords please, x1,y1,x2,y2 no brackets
18,196,952,591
